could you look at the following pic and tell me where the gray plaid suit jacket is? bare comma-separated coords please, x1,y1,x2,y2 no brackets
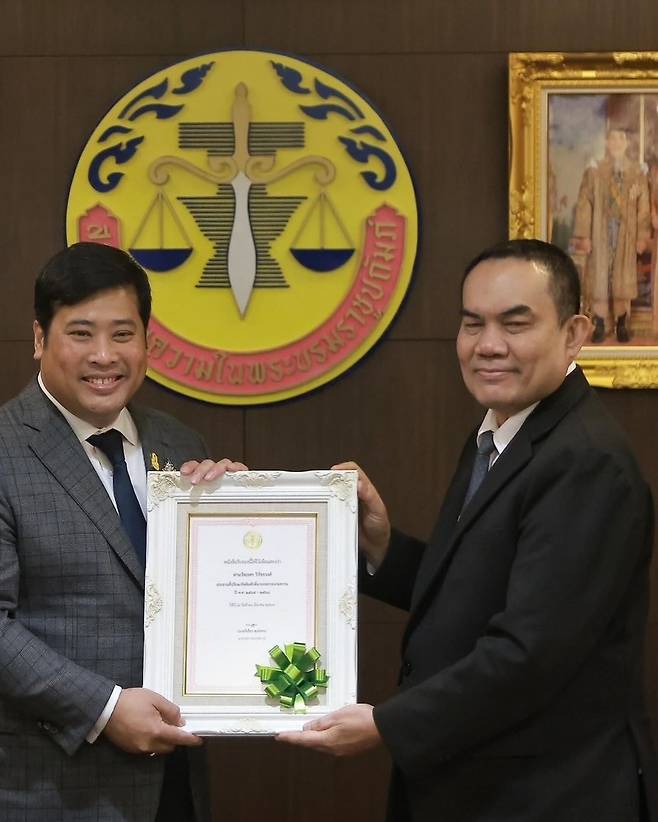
0,380,210,821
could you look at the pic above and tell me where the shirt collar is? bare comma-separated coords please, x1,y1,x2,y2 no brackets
37,372,139,446
476,362,577,456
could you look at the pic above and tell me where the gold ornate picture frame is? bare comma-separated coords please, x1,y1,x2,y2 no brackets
509,52,658,388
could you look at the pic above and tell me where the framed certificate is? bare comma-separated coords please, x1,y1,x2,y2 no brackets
142,470,358,734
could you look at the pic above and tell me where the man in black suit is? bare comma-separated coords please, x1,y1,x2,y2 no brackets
280,240,657,821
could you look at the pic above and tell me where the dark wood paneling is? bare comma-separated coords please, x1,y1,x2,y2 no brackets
245,0,658,55
0,0,244,55
207,723,391,821
0,342,39,403
597,389,658,489
358,615,406,705
597,390,658,636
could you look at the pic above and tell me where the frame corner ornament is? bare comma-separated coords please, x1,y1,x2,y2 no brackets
147,472,181,510
316,471,358,512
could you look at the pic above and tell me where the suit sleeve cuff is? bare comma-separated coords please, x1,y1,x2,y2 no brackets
86,685,122,743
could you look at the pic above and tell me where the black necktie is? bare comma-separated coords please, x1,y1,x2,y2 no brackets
461,430,497,514
87,429,146,567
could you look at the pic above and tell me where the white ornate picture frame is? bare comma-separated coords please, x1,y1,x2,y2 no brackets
143,469,358,734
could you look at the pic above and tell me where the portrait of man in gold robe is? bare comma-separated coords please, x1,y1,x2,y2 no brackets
571,127,651,343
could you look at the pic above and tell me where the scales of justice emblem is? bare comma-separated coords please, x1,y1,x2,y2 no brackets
66,51,419,405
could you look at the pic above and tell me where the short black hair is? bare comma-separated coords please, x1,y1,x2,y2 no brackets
34,242,151,335
462,238,581,324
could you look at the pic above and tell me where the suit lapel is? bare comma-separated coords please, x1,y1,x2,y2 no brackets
409,434,533,616
407,368,591,625
22,383,145,588
130,406,183,474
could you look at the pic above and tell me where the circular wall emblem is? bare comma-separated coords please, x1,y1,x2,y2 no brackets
67,50,418,404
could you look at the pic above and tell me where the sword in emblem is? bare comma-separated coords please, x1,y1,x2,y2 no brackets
226,83,257,317
149,84,337,319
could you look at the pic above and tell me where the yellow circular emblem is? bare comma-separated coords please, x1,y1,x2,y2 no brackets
243,531,263,550
66,50,418,404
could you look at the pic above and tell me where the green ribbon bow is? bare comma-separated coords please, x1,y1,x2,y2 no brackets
255,642,329,713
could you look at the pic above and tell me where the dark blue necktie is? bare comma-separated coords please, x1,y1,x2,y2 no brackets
461,430,497,514
88,429,146,567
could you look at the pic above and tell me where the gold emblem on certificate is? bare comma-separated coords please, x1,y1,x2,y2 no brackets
243,530,263,550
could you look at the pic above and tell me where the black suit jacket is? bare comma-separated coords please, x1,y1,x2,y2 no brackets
362,368,657,822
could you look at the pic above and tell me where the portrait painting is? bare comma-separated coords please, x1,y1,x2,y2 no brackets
509,52,658,388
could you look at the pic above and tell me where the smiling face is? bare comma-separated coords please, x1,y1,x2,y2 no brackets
456,257,589,424
33,286,147,428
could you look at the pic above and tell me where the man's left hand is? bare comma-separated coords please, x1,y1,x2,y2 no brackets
180,458,248,485
276,704,382,757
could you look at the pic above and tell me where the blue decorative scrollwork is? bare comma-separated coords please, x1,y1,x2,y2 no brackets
299,103,357,122
118,79,169,119
338,137,397,191
270,60,397,193
270,61,312,94
98,125,133,143
314,79,363,118
172,62,214,95
350,124,385,141
88,137,145,193
87,61,215,194
126,103,184,122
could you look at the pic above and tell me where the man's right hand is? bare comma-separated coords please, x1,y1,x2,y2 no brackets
332,461,391,570
103,688,203,755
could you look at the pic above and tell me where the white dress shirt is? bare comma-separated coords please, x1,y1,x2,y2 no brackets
475,362,577,463
37,373,147,514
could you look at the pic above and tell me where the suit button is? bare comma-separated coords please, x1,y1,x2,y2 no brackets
37,720,58,734
401,660,413,677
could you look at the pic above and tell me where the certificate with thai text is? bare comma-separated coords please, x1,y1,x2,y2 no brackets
143,471,358,734
186,514,317,694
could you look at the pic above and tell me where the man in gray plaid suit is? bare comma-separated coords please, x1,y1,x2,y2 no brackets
0,243,245,821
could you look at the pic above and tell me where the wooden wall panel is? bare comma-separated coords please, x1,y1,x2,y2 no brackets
1,1,658,819
207,717,392,821
0,342,38,403
0,0,244,55
245,0,658,55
